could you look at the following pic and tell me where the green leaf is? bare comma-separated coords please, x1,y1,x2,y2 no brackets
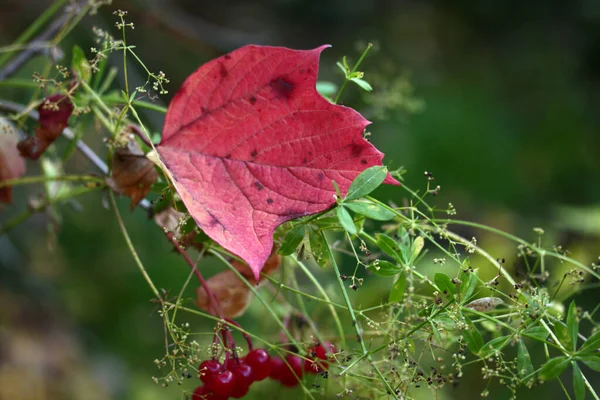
309,228,329,268
524,326,550,341
344,166,387,201
577,355,600,372
430,322,442,345
279,225,306,255
368,260,402,277
517,340,534,379
580,330,600,353
480,335,510,358
342,55,350,71
460,270,478,304
434,273,455,298
539,356,569,381
310,216,342,229
72,45,91,83
336,61,348,77
463,318,484,355
410,236,425,264
388,271,406,303
567,301,579,352
350,77,373,92
344,200,396,221
572,362,586,400
555,322,573,350
375,233,403,263
336,206,357,235
316,81,338,98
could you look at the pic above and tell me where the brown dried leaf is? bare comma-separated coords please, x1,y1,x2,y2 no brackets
107,138,158,210
196,252,281,318
0,118,26,203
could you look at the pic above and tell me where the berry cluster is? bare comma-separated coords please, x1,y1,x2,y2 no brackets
268,343,335,388
193,348,271,399
192,343,335,399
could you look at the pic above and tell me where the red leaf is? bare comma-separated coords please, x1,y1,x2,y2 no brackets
157,45,398,279
18,94,74,160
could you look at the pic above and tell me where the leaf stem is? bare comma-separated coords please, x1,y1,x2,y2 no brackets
0,174,104,189
163,231,223,318
322,233,398,398
109,191,161,300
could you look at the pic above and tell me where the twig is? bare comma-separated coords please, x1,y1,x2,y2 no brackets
163,231,223,318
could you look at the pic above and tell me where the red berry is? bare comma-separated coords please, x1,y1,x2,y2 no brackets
230,382,250,399
245,349,271,381
279,355,304,387
199,360,222,384
192,385,228,400
229,362,254,387
208,370,236,397
311,344,328,360
304,343,335,373
268,356,285,380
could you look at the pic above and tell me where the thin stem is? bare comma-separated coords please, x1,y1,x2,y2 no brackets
0,174,103,189
209,249,301,350
322,233,398,398
334,43,373,104
109,191,161,299
163,231,223,318
0,185,101,236
292,254,347,350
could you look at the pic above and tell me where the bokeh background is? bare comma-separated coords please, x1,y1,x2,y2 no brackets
1,0,599,399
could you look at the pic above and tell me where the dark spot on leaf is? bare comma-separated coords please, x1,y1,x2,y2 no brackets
249,96,257,105
201,107,209,114
250,149,258,158
267,198,274,204
299,68,305,74
308,151,313,156
351,143,363,157
219,63,228,78
270,77,294,99
361,159,367,164
224,55,231,60
317,172,325,181
307,68,312,74
254,181,264,191
303,157,308,163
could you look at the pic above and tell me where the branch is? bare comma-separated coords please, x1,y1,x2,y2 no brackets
0,99,151,210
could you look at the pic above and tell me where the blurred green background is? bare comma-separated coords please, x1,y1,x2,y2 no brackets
1,0,599,399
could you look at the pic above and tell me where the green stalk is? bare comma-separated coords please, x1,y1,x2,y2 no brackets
333,43,373,104
322,234,398,398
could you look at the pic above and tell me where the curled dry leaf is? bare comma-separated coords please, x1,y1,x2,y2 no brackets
196,252,281,318
157,45,399,280
465,297,504,312
0,118,26,203
107,137,158,210
18,94,74,160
